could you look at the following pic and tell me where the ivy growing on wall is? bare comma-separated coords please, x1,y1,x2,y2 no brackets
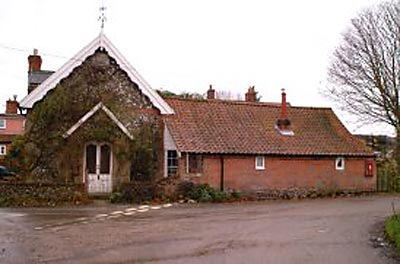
23,49,162,182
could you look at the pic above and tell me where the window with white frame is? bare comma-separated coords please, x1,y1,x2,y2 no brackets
335,157,345,170
167,150,178,177
0,145,6,155
0,119,6,129
255,156,265,170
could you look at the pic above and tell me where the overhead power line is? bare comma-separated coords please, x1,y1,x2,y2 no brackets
0,43,70,60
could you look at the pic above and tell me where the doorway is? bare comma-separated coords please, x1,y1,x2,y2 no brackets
85,143,112,194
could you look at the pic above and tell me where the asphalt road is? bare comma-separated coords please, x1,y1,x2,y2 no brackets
1,195,400,264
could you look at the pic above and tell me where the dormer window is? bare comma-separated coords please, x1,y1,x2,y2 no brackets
0,119,5,129
275,124,294,136
335,157,345,170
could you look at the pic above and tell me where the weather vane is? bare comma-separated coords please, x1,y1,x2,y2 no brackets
98,4,107,31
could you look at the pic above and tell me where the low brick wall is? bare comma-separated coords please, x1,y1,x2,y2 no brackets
0,182,89,207
245,187,375,201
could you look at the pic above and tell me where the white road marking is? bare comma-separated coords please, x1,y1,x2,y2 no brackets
32,202,174,230
5,213,26,217
95,214,108,218
110,211,124,215
123,212,136,216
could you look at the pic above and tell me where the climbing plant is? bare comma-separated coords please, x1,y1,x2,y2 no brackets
23,49,163,182
4,135,25,173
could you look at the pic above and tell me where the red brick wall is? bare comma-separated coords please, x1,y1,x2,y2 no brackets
179,154,376,191
0,118,24,135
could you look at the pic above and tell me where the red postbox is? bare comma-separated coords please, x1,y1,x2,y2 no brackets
365,158,374,177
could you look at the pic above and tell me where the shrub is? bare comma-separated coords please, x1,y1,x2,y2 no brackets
112,182,157,204
0,196,10,207
177,181,196,198
211,190,229,202
109,192,122,203
198,189,213,202
230,190,242,199
177,182,232,203
188,184,215,201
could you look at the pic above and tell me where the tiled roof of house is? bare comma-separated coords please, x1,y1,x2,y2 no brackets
164,98,373,157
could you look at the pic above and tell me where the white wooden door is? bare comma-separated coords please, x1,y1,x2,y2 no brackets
86,143,112,194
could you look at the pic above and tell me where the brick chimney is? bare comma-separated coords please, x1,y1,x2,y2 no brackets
28,49,42,72
281,88,287,119
6,95,18,114
276,89,293,134
27,49,54,94
245,86,257,102
207,85,215,99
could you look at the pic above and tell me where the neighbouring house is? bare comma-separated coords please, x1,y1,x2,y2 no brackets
27,49,54,95
164,88,375,191
19,33,376,195
0,96,25,164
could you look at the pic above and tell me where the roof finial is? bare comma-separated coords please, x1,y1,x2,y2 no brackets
98,2,107,32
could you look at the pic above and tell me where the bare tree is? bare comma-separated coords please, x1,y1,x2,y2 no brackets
216,90,244,101
327,1,400,172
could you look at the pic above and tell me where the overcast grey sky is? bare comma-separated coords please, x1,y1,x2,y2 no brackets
0,0,390,134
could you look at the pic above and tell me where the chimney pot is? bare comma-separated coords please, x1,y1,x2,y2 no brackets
207,85,216,99
276,88,293,134
6,98,18,114
281,88,287,119
28,49,42,72
245,86,257,102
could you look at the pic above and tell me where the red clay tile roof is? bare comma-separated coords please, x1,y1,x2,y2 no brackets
164,98,373,157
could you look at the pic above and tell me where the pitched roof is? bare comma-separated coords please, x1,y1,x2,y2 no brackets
164,98,373,157
20,33,174,115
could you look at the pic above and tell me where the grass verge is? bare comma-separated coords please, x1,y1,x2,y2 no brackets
385,214,400,250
